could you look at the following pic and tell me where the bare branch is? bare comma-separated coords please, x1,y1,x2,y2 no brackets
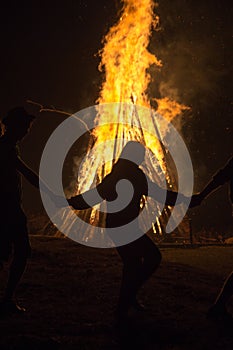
26,99,90,133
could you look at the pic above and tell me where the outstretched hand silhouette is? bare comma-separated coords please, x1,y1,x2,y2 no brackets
49,193,68,208
189,193,204,208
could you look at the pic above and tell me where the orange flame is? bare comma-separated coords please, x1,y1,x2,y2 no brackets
92,0,189,151
156,97,190,121
98,0,161,107
62,0,190,242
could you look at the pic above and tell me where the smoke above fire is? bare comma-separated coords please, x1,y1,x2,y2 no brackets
149,0,230,111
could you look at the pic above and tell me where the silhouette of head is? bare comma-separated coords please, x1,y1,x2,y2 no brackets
119,141,145,166
2,107,35,141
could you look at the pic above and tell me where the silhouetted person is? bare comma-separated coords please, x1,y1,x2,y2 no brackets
0,107,60,316
68,141,188,323
192,156,233,321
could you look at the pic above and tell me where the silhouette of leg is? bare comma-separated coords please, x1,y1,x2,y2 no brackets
4,248,28,301
207,271,233,321
139,235,162,286
214,271,233,308
1,226,31,314
116,235,161,320
116,256,143,320
129,236,161,310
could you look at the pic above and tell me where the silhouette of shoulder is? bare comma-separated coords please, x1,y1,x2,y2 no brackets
97,160,148,201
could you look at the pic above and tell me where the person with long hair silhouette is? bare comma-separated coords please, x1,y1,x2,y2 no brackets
68,141,188,323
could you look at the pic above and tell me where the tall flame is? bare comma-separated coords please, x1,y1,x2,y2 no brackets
61,0,190,244
98,0,161,107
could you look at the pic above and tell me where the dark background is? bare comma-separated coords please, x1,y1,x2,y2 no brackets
0,0,232,233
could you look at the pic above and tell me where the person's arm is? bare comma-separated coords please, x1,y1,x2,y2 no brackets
67,174,112,210
189,157,233,208
198,181,221,201
190,178,229,208
189,193,203,207
199,157,233,201
16,156,66,207
68,183,107,210
148,180,188,206
166,189,187,206
16,156,51,195
16,157,38,188
67,193,92,210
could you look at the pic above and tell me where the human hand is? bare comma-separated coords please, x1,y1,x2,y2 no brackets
67,197,75,207
49,193,68,208
189,193,204,208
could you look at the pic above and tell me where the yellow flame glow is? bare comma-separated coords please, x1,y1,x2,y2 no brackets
97,0,161,107
91,0,189,160
62,0,190,242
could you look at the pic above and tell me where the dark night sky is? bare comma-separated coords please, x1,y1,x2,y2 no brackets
0,0,232,232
